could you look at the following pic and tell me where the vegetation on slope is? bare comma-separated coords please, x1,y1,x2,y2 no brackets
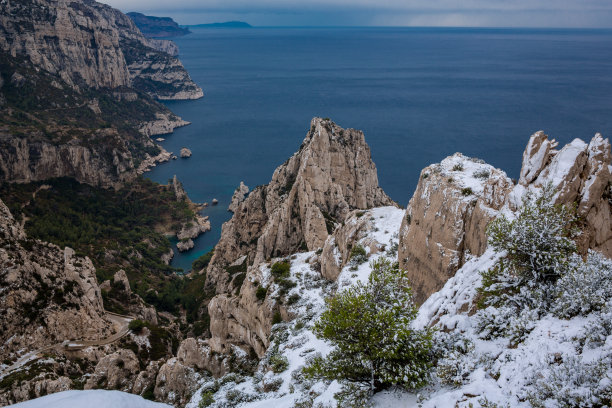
0,177,209,320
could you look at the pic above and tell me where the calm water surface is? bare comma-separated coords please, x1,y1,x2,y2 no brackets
146,27,612,271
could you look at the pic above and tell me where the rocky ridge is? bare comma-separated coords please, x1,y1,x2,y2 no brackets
170,176,211,252
0,0,202,100
0,0,202,187
228,181,249,212
0,198,110,378
399,131,612,304
201,118,395,362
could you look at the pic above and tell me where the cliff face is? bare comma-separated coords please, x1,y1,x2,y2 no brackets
0,198,109,364
0,0,201,187
127,12,191,38
205,117,395,292
0,0,202,100
399,132,612,304
0,129,134,189
202,118,395,360
398,154,513,304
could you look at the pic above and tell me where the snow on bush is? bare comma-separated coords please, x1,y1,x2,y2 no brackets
528,356,612,408
303,257,433,397
476,184,578,343
552,250,612,318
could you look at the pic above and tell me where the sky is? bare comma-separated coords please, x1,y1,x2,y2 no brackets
104,0,612,28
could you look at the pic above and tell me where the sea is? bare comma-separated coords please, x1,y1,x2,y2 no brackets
145,27,612,272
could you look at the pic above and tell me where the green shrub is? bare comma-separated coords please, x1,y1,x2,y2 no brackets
256,286,268,301
475,184,579,343
473,169,490,180
198,390,215,407
272,311,283,325
128,319,146,334
269,353,289,373
226,258,247,276
271,261,290,279
460,187,473,196
452,163,464,171
481,183,577,300
349,244,368,270
192,250,214,272
287,293,300,305
304,258,432,394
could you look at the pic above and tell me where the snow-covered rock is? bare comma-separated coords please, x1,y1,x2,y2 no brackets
10,390,171,408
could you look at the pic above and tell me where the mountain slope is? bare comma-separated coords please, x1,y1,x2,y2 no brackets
0,0,203,187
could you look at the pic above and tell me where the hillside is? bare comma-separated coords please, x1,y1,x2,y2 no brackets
127,13,191,38
4,120,611,408
0,0,203,187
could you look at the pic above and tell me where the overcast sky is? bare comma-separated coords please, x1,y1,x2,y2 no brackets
104,0,612,28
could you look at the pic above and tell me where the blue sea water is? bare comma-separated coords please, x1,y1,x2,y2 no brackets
145,27,612,272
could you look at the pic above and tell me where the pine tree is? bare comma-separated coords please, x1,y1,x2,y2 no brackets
303,257,432,395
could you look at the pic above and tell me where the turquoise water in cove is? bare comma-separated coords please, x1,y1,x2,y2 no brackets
145,27,612,272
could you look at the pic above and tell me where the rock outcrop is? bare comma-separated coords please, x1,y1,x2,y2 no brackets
180,147,192,158
399,132,612,304
228,181,249,212
513,132,612,256
146,39,180,56
84,349,140,391
138,113,190,137
127,12,191,38
0,130,139,189
177,239,195,252
0,199,110,365
398,154,513,304
203,118,395,361
320,208,398,281
0,0,202,100
152,338,230,404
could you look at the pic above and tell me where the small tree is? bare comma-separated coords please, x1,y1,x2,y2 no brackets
479,183,578,309
304,258,432,395
476,184,579,344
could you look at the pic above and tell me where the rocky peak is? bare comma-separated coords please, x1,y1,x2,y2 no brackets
206,117,395,292
228,181,249,213
198,118,395,362
399,131,612,304
398,153,513,304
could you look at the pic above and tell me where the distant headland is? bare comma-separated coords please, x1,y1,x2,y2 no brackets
127,12,191,37
187,21,252,28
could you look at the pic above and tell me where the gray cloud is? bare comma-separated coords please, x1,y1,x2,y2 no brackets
104,0,612,27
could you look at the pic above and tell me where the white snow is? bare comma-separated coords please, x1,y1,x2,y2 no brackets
534,138,587,196
9,390,172,408
186,206,406,408
438,153,497,197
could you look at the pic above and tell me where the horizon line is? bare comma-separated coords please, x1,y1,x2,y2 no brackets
182,24,612,30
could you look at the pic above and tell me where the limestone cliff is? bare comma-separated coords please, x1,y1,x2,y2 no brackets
398,154,513,304
0,0,202,187
0,198,110,366
206,117,394,291
0,0,202,100
399,132,612,304
202,118,395,360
